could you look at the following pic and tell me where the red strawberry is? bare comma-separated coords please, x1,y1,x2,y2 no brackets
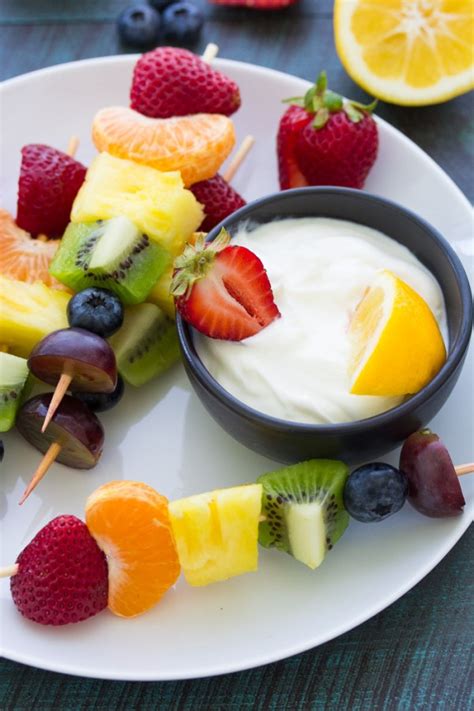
210,0,298,8
130,47,241,119
16,145,86,238
277,105,311,190
278,72,378,190
171,230,280,341
10,515,108,626
190,175,246,232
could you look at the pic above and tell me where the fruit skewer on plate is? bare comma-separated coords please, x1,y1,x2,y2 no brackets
1,432,471,626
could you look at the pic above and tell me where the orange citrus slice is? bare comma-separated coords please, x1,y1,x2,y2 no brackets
0,209,67,290
92,106,236,186
335,0,474,105
85,481,180,618
349,270,446,396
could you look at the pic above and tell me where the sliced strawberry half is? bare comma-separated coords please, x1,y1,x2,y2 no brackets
277,105,311,190
171,231,280,341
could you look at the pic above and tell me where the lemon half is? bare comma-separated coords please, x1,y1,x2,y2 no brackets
349,270,446,396
335,0,474,105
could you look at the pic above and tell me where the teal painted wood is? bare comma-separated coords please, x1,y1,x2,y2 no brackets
0,1,473,706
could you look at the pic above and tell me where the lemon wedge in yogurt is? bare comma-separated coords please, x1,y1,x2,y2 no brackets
349,270,446,396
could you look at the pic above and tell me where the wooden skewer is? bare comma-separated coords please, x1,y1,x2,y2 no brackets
455,463,474,476
202,43,219,64
41,372,73,433
66,135,79,158
0,564,19,578
19,441,62,506
223,135,255,183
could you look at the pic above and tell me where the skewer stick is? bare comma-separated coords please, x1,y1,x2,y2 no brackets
41,372,73,433
19,441,62,506
66,135,79,158
455,463,474,476
223,135,255,183
0,564,19,578
202,43,219,64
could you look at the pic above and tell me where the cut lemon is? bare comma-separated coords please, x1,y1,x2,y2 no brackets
334,0,474,105
349,270,446,396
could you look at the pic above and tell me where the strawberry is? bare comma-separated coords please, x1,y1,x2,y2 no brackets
277,105,311,190
278,72,378,190
130,47,241,119
209,1,299,8
190,175,246,232
10,515,108,626
171,230,280,341
16,145,87,238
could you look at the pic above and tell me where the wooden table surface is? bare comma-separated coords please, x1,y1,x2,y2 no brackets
1,1,473,708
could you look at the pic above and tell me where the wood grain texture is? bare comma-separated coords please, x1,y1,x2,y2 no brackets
0,1,473,706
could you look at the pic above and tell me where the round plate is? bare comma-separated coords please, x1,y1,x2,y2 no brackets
0,57,472,681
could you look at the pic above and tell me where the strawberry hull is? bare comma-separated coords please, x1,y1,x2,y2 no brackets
176,187,472,464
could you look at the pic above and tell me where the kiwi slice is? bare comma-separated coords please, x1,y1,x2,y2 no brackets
50,216,170,305
0,352,30,432
258,460,349,569
108,303,180,387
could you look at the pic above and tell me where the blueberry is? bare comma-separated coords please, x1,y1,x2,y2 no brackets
343,463,408,523
67,288,124,338
162,2,203,44
117,4,161,48
75,375,125,413
148,0,175,9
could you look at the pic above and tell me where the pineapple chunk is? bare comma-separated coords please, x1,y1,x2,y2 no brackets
0,276,70,356
169,484,262,587
71,153,204,257
147,231,206,318
147,264,175,319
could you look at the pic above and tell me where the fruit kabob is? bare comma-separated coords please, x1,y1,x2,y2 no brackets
4,132,256,503
0,431,472,626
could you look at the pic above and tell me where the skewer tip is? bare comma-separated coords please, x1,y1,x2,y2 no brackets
0,564,19,578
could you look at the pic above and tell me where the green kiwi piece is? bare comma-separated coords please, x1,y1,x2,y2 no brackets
50,216,170,305
108,303,180,387
0,352,30,432
258,460,349,569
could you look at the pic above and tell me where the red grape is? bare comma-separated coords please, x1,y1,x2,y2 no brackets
399,429,465,517
16,393,104,469
28,328,117,393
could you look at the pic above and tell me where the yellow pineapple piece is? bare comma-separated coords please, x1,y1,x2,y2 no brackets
71,153,204,257
169,484,262,587
147,232,206,319
147,263,175,319
0,276,70,357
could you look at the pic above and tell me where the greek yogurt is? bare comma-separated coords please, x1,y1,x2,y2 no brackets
195,218,447,424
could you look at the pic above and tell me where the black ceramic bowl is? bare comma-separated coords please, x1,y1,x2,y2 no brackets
176,188,472,464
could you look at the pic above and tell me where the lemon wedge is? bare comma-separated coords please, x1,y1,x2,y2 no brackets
334,0,474,105
349,270,446,396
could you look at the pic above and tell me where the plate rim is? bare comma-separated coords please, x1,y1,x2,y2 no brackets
1,54,472,681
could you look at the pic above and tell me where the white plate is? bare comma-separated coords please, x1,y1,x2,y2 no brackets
0,57,472,681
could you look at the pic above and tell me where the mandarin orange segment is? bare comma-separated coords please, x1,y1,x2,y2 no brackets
85,480,180,618
92,107,236,186
0,210,67,291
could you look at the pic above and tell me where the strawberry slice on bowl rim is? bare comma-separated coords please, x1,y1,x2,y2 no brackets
171,229,280,341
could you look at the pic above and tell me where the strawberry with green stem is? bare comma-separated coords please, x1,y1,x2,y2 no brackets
278,71,379,190
171,229,280,341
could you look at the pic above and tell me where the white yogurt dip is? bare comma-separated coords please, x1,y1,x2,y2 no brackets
195,218,447,424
